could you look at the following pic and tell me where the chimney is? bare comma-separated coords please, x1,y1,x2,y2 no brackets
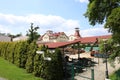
74,27,81,39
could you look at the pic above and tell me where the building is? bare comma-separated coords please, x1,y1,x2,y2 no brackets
12,36,28,41
0,35,11,42
37,30,69,44
69,27,111,44
69,27,81,41
37,28,111,48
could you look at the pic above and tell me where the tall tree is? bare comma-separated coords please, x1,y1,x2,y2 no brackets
85,0,120,25
85,0,120,60
27,23,40,43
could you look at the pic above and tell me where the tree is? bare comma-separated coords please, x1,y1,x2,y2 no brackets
85,0,120,60
27,23,40,43
105,7,120,43
7,33,22,38
85,0,120,25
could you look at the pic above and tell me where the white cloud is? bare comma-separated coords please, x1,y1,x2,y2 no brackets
0,25,11,33
25,14,81,35
0,13,80,35
75,0,88,3
81,27,111,37
0,13,110,37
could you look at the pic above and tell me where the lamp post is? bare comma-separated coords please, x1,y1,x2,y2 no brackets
91,67,94,80
104,42,109,80
91,58,94,80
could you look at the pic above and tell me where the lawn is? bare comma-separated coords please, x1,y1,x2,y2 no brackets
110,68,120,80
0,57,42,80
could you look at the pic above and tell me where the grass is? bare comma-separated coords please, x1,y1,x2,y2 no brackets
110,68,120,80
0,57,42,80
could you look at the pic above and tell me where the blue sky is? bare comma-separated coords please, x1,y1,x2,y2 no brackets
0,0,111,37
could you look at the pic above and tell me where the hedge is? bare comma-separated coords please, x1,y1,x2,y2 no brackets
0,41,63,80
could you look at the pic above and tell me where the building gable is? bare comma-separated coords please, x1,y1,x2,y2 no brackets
37,30,69,43
42,33,49,42
57,32,69,42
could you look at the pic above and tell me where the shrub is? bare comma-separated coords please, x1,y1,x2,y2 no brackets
26,41,37,73
0,42,64,80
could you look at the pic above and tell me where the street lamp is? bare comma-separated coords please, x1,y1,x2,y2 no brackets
104,42,109,80
36,50,52,61
91,57,94,80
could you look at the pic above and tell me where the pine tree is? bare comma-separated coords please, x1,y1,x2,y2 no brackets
26,23,40,43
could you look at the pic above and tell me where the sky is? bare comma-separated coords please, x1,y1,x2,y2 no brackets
0,0,111,37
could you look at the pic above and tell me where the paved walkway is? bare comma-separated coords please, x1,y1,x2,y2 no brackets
0,78,6,80
66,52,120,80
73,53,120,80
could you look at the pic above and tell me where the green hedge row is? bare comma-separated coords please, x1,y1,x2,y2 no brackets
0,41,63,80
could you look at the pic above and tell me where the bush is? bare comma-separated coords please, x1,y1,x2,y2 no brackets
26,41,37,73
2,42,9,60
0,42,64,80
38,47,63,80
47,48,63,80
33,54,42,77
6,42,16,63
110,68,120,80
14,41,28,67
19,41,28,68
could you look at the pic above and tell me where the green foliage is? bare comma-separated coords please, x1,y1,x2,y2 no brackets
105,7,120,43
26,41,37,73
85,0,120,25
86,43,91,47
19,41,29,68
6,42,16,63
0,42,64,80
0,57,42,80
49,48,63,80
33,54,43,77
99,38,120,65
99,39,114,53
14,41,28,67
14,42,22,67
33,46,63,80
3,42,9,60
7,33,22,38
0,41,29,67
110,68,120,80
0,42,6,58
81,44,86,48
0,42,4,57
41,48,63,80
85,0,120,61
99,40,105,53
27,23,40,43
33,45,44,77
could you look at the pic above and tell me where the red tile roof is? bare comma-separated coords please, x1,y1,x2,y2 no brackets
37,32,67,41
80,35,111,43
45,40,81,49
44,35,111,48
